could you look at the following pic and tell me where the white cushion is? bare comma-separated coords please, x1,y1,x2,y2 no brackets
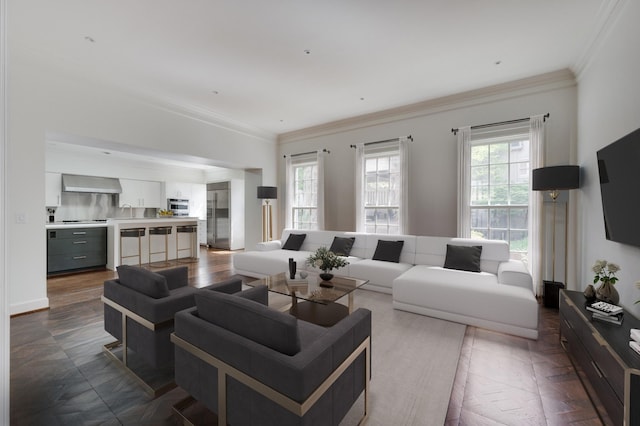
348,259,414,290
233,249,311,277
394,265,538,331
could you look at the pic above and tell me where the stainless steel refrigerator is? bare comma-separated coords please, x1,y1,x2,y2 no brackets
207,182,230,249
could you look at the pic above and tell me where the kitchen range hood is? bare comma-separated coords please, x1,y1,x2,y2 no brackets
62,174,122,194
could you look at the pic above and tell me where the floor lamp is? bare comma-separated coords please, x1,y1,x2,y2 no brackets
532,165,580,308
257,186,277,242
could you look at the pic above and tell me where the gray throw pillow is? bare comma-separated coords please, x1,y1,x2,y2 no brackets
372,240,404,263
329,237,356,256
116,265,170,298
443,244,483,273
282,233,306,251
195,290,301,356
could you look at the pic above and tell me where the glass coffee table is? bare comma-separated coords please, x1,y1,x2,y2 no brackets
246,272,368,327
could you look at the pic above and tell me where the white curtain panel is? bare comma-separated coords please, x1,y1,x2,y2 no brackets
354,144,365,232
398,137,409,234
529,114,546,295
456,126,472,238
316,150,325,230
284,155,293,229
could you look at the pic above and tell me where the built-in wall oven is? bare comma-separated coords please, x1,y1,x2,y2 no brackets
167,198,189,216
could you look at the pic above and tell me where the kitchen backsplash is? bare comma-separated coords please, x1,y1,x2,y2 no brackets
47,193,156,222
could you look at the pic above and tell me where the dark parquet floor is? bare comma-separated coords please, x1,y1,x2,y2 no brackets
11,247,604,425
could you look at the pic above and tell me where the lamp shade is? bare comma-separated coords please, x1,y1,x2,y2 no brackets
532,166,580,191
257,186,277,199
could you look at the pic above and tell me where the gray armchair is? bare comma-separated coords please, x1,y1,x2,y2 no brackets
102,265,242,396
171,285,372,425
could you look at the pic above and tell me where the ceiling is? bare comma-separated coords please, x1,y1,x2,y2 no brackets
12,1,610,138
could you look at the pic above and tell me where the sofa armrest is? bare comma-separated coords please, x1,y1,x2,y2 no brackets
157,266,189,290
255,240,282,251
202,278,242,294
498,260,534,292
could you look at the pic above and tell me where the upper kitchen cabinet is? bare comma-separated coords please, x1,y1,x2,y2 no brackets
45,172,62,207
119,179,162,208
164,182,192,200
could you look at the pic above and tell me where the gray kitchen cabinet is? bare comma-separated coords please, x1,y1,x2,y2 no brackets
47,227,107,274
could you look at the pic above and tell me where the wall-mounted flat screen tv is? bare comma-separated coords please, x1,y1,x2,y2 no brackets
597,127,640,248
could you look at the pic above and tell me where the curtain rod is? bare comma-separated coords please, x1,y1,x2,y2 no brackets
349,134,413,149
451,113,549,135
283,148,330,158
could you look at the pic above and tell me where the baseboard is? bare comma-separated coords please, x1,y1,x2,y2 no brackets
10,297,49,316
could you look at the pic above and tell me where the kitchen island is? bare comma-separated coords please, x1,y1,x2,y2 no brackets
107,217,200,270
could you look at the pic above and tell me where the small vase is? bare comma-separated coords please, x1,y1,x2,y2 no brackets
288,258,297,279
584,284,596,301
319,272,334,281
596,280,620,305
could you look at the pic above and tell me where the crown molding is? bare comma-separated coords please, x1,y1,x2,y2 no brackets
278,69,576,144
572,0,627,80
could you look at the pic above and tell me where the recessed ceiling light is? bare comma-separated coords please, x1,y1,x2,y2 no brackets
211,90,219,95
304,49,311,55
360,97,365,101
495,60,502,65
103,151,111,155
84,36,95,43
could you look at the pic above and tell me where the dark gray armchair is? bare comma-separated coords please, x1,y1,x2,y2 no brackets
171,285,372,425
102,265,242,396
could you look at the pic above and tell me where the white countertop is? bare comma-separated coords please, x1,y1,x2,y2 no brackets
107,217,199,226
46,222,108,229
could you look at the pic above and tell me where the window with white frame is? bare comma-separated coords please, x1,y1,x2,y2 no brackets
468,135,530,259
291,159,318,230
364,147,401,234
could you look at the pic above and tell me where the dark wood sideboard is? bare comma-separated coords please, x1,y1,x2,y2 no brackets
560,290,640,426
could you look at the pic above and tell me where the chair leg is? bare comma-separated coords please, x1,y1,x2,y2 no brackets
102,298,176,398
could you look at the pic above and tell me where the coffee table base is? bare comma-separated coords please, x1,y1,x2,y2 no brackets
290,301,348,327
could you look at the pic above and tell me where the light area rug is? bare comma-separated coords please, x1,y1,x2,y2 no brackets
269,289,466,426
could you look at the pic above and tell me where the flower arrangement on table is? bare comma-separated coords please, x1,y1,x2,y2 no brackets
591,259,621,304
306,246,349,281
592,259,620,286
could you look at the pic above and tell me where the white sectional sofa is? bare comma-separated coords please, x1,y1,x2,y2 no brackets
233,229,538,339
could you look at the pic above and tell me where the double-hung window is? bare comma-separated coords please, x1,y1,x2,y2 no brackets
355,139,409,234
285,151,325,230
467,134,530,260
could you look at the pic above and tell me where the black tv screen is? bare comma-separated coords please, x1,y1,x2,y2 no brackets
597,127,640,247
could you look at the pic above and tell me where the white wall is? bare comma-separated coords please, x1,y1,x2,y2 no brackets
46,143,209,183
278,75,577,236
577,0,640,316
7,52,277,314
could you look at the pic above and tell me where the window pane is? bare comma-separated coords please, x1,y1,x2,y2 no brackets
510,230,528,252
471,166,489,186
365,158,377,172
490,164,508,185
510,208,528,229
471,145,489,166
471,228,489,239
489,143,509,164
510,184,529,205
489,184,509,205
378,157,390,171
470,208,488,228
490,208,508,228
470,185,489,205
